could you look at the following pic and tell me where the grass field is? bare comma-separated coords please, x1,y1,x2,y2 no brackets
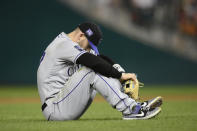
0,85,197,131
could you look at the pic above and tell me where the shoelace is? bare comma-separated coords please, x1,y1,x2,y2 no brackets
141,102,150,112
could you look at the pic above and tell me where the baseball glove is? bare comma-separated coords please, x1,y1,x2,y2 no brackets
123,79,144,100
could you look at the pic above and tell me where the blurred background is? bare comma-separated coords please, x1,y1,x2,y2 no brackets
0,0,197,85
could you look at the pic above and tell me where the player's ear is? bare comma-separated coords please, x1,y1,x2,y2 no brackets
76,33,84,43
79,33,85,38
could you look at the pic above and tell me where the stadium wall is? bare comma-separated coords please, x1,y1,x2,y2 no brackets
0,0,196,84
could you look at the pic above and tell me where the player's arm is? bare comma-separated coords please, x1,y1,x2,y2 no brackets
98,54,125,73
98,54,115,65
58,41,135,82
77,53,121,79
76,53,136,82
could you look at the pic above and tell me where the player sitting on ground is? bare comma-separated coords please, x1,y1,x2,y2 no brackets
37,22,162,120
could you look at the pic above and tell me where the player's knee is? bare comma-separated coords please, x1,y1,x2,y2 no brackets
76,66,96,79
78,66,92,73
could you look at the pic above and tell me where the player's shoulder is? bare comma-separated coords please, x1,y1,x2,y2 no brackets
53,32,77,47
56,32,68,39
53,32,87,55
55,32,71,43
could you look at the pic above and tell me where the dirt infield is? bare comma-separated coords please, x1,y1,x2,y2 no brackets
0,95,197,104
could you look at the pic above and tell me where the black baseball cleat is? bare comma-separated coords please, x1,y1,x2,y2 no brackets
122,104,161,120
122,96,163,120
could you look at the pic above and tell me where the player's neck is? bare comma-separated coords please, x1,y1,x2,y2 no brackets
67,32,78,43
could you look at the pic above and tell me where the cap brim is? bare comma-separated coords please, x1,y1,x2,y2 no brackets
88,40,99,55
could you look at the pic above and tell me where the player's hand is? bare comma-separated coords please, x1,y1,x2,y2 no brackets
120,73,137,84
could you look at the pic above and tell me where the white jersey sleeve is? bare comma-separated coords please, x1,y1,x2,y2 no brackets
54,33,87,64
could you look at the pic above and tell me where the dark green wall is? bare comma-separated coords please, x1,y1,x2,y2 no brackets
0,0,197,84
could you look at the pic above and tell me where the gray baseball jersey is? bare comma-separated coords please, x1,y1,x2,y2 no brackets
37,32,137,120
37,32,87,104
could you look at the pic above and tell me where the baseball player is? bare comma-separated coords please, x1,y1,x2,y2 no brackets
37,22,162,121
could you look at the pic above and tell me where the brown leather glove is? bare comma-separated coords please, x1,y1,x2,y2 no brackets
123,79,144,100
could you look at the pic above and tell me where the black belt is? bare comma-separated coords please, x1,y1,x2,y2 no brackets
41,102,47,111
41,96,56,111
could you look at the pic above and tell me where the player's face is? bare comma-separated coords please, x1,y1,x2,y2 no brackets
78,35,90,50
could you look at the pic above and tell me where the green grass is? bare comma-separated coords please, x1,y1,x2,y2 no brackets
0,85,197,131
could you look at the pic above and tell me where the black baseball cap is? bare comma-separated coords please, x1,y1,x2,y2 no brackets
78,22,103,55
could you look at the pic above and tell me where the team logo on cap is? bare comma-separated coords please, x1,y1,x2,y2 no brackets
86,29,93,37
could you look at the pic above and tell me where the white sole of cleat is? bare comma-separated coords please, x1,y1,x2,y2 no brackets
122,107,161,120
